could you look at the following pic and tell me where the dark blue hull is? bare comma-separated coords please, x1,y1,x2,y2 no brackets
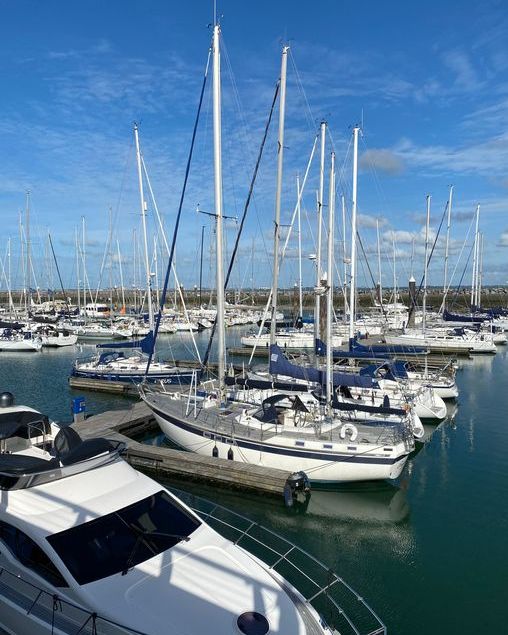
71,369,195,384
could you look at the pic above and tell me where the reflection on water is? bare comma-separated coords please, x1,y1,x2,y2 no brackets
288,483,410,525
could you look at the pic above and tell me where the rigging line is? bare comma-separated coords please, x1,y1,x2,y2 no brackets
145,48,212,377
449,239,475,311
406,199,449,325
440,209,476,312
202,78,281,370
288,49,316,133
141,155,201,363
47,233,71,317
246,133,318,362
221,36,274,278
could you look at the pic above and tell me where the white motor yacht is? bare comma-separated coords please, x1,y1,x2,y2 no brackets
0,392,384,635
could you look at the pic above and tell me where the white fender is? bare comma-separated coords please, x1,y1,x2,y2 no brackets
340,423,358,442
411,413,425,439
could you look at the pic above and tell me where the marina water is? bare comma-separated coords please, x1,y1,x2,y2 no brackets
1,327,506,634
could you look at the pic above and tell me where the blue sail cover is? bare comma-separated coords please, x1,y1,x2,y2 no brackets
96,331,154,355
359,361,409,381
269,344,376,389
315,338,427,359
443,309,487,324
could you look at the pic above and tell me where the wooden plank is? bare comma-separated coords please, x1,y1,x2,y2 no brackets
75,402,292,497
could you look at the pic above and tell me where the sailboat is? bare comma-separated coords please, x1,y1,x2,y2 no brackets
142,38,414,484
72,125,194,386
385,199,496,354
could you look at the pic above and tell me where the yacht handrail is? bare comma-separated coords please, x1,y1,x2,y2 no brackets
0,566,147,634
177,489,387,635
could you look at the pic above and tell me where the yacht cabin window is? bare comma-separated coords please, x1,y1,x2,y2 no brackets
47,490,200,585
0,521,68,587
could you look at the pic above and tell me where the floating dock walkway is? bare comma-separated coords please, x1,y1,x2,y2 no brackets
73,401,297,499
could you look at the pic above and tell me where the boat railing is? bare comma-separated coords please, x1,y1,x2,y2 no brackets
177,489,387,635
0,566,147,634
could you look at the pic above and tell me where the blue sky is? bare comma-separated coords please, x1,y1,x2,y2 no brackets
0,0,507,297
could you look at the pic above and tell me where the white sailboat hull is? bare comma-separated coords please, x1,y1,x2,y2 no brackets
385,332,496,354
150,406,409,483
0,338,42,351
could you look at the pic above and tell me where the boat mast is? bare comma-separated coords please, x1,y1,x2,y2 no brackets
376,218,382,308
478,232,484,309
132,228,137,313
26,191,31,311
153,235,160,309
212,23,226,397
348,126,359,343
75,228,80,314
296,174,303,319
7,237,12,314
134,123,154,332
82,216,87,316
314,121,327,343
199,225,205,307
423,195,431,334
341,194,347,322
269,44,289,346
117,239,126,311
392,235,396,305
326,152,335,415
470,204,480,310
443,185,453,294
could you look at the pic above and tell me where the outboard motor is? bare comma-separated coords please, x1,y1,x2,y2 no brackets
283,471,311,508
0,392,14,408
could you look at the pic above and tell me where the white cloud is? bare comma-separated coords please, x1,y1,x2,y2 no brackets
358,214,388,229
498,231,508,247
442,49,481,92
359,149,405,175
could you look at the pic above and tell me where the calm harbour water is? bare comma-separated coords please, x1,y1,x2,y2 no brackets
0,328,506,634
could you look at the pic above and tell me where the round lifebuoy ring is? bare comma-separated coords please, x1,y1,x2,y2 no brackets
340,423,358,441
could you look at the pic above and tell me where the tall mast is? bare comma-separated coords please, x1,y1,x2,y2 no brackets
132,228,137,312
117,239,126,310
19,212,25,311
443,185,453,293
153,235,160,309
326,152,335,414
7,237,13,314
314,121,327,342
199,225,205,307
348,126,359,342
376,218,382,307
269,44,289,346
26,191,31,310
134,123,154,331
212,23,226,396
82,216,87,314
392,235,396,304
108,207,113,314
341,194,347,322
423,195,431,334
75,228,80,313
470,204,480,310
296,174,303,318
478,232,484,309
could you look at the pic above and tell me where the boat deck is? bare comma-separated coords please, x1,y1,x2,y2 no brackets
146,391,405,448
